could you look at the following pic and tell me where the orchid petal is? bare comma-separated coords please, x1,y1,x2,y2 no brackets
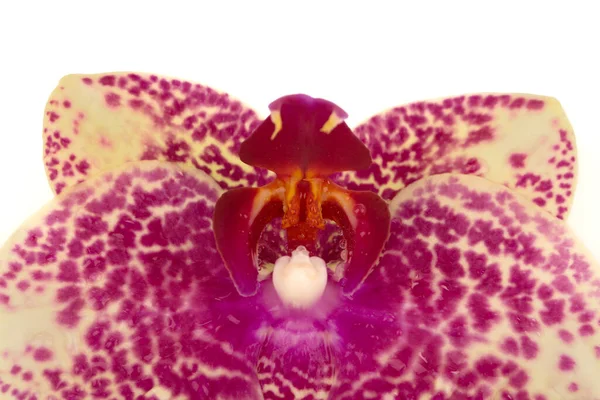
20,79,597,400
43,72,271,194
0,161,264,399
329,173,599,398
337,94,576,219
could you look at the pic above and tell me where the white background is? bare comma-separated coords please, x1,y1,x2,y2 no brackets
0,1,598,259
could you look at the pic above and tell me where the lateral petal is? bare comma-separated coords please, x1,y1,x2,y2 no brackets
0,161,264,399
329,173,599,398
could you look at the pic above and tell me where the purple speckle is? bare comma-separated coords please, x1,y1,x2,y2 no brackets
105,92,121,108
558,329,574,344
33,347,53,362
579,324,594,337
99,75,116,86
559,355,576,371
57,260,80,282
568,382,578,392
510,153,527,168
520,336,538,360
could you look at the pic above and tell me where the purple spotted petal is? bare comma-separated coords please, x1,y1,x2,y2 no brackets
0,161,263,399
336,94,577,219
326,174,599,398
1,169,599,398
43,72,272,194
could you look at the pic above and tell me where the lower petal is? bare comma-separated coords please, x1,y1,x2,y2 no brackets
329,174,599,398
0,161,264,399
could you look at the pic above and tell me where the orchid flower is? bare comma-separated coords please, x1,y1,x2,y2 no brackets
0,72,599,400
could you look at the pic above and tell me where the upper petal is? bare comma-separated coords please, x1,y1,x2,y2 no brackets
0,161,264,399
43,72,272,194
336,94,576,219
328,173,599,398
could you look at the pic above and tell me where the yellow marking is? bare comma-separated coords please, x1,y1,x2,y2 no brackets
307,178,323,203
270,110,283,140
143,386,172,400
320,111,343,134
196,136,276,187
285,170,304,207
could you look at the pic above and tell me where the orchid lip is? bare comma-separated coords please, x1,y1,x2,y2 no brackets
214,94,391,298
